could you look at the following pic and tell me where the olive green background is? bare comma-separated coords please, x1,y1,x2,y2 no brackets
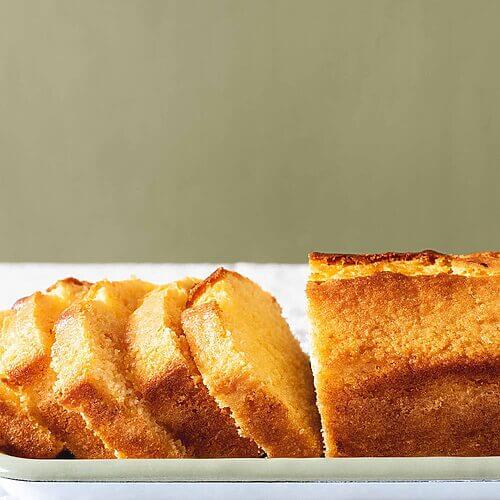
0,0,499,262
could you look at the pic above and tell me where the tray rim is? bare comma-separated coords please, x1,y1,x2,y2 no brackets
0,455,499,483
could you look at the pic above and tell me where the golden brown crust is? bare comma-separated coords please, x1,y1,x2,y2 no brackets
309,250,500,281
309,250,499,268
186,267,233,307
307,251,500,456
183,270,323,457
47,277,90,289
310,249,446,266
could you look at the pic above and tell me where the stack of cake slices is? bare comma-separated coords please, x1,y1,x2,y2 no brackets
0,269,322,458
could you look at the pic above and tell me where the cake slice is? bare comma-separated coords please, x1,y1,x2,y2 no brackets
0,310,62,458
125,278,260,457
181,268,322,457
0,279,112,458
1,279,89,385
307,250,500,457
52,279,185,458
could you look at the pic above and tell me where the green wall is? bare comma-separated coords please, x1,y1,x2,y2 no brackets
1,0,498,262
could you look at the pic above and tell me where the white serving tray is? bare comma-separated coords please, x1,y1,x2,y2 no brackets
1,266,498,499
0,456,499,500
